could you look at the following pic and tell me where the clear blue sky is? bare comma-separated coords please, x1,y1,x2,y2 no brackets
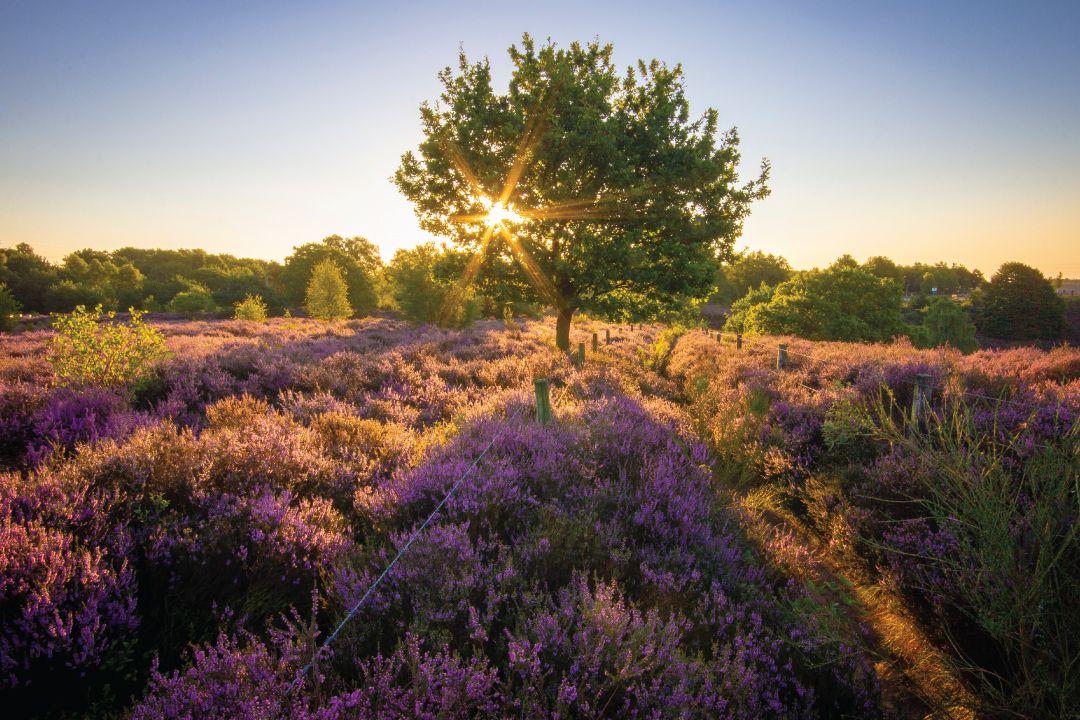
2,0,1077,275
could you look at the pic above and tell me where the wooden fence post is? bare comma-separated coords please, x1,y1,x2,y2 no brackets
605,328,611,344
776,344,788,370
592,332,598,353
736,334,743,350
534,378,552,426
912,373,933,423
576,342,585,369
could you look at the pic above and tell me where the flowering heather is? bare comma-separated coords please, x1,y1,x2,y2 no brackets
667,329,1080,717
0,316,895,717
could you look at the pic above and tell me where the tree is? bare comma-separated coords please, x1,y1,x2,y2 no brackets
976,262,1064,341
386,243,480,325
0,282,21,331
305,259,352,320
862,256,905,287
0,243,58,312
716,251,791,304
736,261,904,341
394,35,769,350
167,279,218,317
913,297,978,352
280,236,379,316
723,282,775,334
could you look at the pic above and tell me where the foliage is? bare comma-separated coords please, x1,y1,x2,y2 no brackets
394,34,769,348
667,328,1080,718
233,293,269,321
0,282,20,331
281,236,379,316
49,305,168,389
860,256,905,287
387,242,450,324
723,282,775,334
911,297,978,352
0,243,59,311
715,251,792,304
304,259,352,320
0,316,882,718
731,261,904,342
976,261,1065,341
166,279,218,317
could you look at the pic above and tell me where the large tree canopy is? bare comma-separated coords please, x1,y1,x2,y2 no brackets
279,235,380,316
976,262,1064,341
394,34,769,348
728,262,905,342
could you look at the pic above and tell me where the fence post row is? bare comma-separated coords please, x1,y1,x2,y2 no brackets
776,343,788,370
534,378,552,426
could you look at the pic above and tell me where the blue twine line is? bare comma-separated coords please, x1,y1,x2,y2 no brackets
293,431,498,688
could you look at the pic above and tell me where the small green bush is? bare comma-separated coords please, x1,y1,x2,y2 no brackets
233,293,268,321
50,305,168,388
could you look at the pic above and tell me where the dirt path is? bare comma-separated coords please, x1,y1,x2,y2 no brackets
729,489,979,720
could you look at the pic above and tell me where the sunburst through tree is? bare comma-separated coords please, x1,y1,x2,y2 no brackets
395,34,770,350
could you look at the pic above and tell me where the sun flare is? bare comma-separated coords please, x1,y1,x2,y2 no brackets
480,198,524,227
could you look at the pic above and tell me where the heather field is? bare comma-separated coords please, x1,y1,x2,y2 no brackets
1,317,1078,719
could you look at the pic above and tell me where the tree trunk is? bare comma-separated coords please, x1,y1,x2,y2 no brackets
555,306,574,351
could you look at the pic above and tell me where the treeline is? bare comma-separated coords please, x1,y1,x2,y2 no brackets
0,236,539,329
0,239,1071,349
715,251,1070,350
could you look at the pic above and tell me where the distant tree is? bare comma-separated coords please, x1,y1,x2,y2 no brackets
233,294,268,321
167,279,218,317
976,262,1064,341
0,243,58,312
0,282,21,331
716,251,792,304
862,256,905,287
394,35,769,350
305,259,352,320
387,243,461,324
44,278,114,313
280,236,379,315
913,297,978,352
722,282,775,334
737,261,904,341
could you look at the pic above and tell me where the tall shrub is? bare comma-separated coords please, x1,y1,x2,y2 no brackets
305,260,352,320
49,305,167,388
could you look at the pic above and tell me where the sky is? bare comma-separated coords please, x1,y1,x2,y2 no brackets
1,0,1078,276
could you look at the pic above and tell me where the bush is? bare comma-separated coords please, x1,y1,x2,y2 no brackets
912,297,978,353
0,282,20,331
233,293,269,321
49,305,168,389
305,260,352,320
167,281,217,317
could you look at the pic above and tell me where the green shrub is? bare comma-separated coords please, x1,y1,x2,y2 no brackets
0,282,20,331
167,281,217,317
49,305,168,388
305,259,352,320
233,293,268,321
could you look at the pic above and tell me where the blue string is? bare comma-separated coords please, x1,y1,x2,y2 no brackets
294,431,498,687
